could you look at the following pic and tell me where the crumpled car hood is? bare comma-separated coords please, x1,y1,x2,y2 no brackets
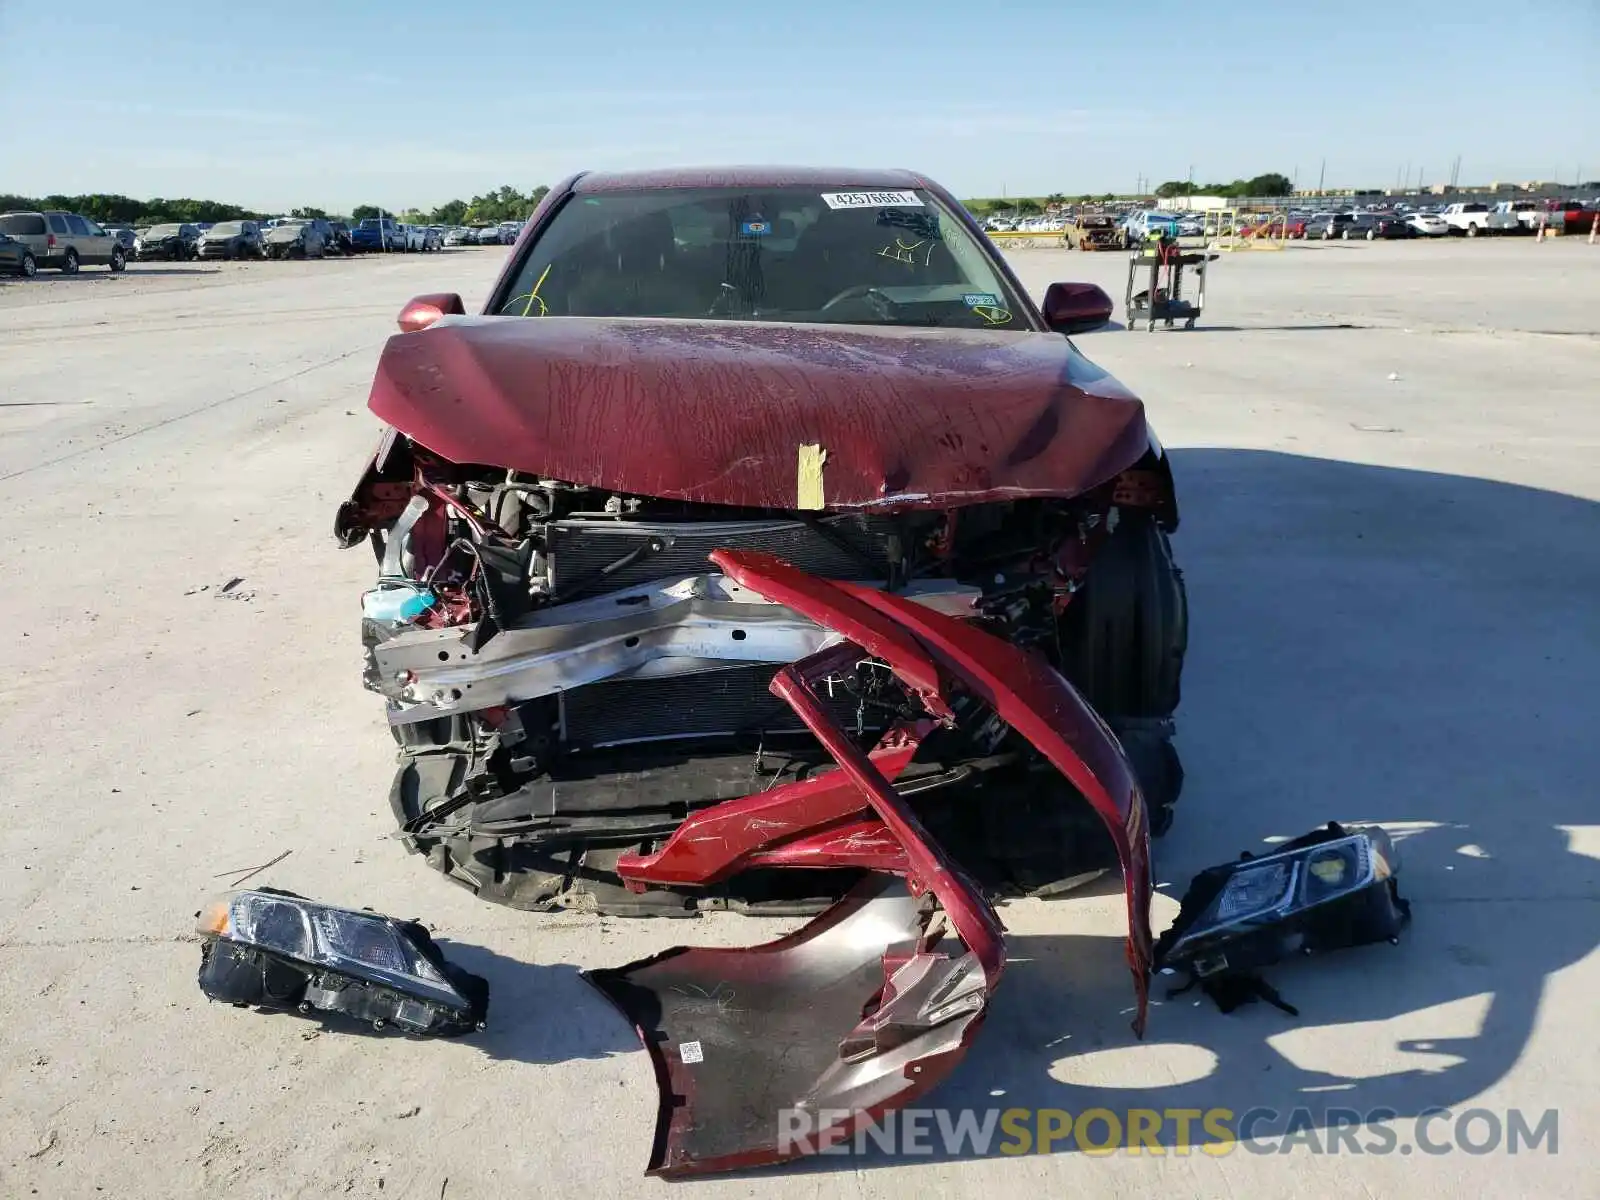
366,317,1151,510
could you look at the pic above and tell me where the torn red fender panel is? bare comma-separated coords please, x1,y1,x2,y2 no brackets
585,875,991,1177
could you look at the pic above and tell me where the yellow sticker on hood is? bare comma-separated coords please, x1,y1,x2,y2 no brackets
797,443,828,510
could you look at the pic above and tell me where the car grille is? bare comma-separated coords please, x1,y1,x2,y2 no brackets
546,515,898,599
560,663,871,748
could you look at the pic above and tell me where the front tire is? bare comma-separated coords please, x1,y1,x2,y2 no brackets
19,252,36,278
1466,223,1479,237
60,249,80,274
1056,512,1187,720
110,246,126,271
1054,510,1187,829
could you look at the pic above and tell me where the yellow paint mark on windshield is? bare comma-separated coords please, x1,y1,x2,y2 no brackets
877,237,933,267
507,261,553,316
797,443,828,510
972,304,1013,325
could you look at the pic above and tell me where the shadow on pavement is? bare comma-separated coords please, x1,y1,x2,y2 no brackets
437,941,642,1065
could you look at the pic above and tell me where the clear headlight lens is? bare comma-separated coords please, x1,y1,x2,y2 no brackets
1214,860,1296,922
198,889,464,1008
1189,829,1391,940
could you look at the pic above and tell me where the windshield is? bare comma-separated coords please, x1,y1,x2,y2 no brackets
209,222,244,236
357,219,383,229
147,224,183,237
495,186,1025,329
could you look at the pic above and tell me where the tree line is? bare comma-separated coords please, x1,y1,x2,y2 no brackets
0,184,553,228
4,175,1296,232
1153,173,1294,199
964,172,1295,215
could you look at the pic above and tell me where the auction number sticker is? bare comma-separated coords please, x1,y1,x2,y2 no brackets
821,190,923,210
679,1040,705,1064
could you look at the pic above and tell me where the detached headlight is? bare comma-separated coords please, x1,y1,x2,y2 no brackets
195,888,488,1035
1154,823,1409,993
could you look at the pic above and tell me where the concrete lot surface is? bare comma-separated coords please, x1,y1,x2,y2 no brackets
1,240,1595,1198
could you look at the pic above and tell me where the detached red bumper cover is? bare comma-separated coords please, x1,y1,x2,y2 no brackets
585,551,1153,1177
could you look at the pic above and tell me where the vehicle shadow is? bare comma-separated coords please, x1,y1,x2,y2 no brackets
781,448,1600,1169
238,941,639,1064
437,940,642,1065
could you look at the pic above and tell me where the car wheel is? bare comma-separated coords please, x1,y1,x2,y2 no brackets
1466,223,1479,237
20,252,36,279
1366,229,1376,240
1053,510,1187,829
110,246,126,271
1341,229,1351,239
60,249,80,274
1055,511,1187,720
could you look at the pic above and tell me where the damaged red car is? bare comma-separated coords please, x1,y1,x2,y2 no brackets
337,167,1186,1174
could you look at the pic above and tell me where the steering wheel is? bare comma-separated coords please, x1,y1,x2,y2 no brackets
819,284,896,319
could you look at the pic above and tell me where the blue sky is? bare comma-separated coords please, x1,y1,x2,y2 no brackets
1,2,1593,210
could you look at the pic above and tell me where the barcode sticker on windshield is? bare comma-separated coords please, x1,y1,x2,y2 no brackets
821,190,923,210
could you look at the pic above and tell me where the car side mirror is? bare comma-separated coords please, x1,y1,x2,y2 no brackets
397,292,466,333
1041,282,1114,334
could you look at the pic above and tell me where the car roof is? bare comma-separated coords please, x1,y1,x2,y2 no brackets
571,165,927,193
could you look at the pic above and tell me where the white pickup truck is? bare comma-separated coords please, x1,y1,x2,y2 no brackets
1439,202,1521,236
1493,200,1545,231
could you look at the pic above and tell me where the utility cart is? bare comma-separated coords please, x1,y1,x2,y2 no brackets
1125,234,1217,330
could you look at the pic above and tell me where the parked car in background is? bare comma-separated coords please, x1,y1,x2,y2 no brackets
263,218,332,258
497,220,523,244
197,220,264,260
443,227,471,246
351,217,405,252
1551,200,1599,234
1494,200,1542,231
1337,213,1410,240
0,230,37,277
1405,212,1450,237
1439,202,1519,237
0,210,127,272
471,224,503,245
426,225,446,250
1305,211,1357,240
1238,215,1307,239
1120,211,1180,243
326,221,355,254
135,222,201,260
104,226,138,254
